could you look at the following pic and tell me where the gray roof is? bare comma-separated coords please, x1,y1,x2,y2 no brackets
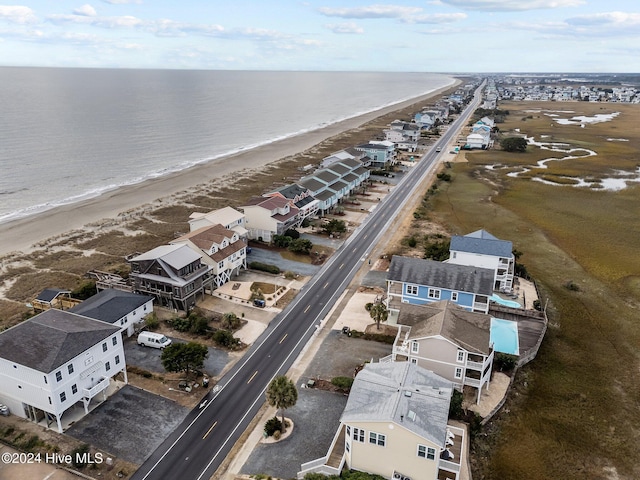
450,229,512,258
388,256,494,295
269,183,307,200
326,163,350,175
0,309,120,373
315,170,340,184
397,301,492,355
315,190,335,201
299,178,325,193
130,244,201,269
70,289,153,325
338,157,361,168
36,288,70,303
341,362,452,447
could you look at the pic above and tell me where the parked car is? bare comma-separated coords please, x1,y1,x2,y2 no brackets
137,331,172,349
0,404,9,416
253,299,266,308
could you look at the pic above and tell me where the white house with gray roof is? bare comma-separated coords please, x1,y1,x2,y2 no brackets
69,289,154,337
387,256,494,315
299,362,464,480
0,309,127,433
447,230,515,292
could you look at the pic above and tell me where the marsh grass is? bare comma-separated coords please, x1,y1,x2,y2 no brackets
431,103,640,479
77,231,161,257
6,271,80,303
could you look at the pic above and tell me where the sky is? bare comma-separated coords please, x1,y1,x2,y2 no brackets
0,0,639,72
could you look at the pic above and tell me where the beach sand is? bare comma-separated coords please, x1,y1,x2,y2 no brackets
0,80,459,258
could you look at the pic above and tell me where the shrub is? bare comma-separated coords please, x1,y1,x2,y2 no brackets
284,228,300,239
264,416,283,436
496,353,517,372
272,430,281,440
565,280,581,291
449,389,464,419
437,172,452,182
171,316,191,332
222,312,241,330
249,262,281,274
189,314,209,335
144,313,159,330
533,299,542,311
212,329,240,348
284,271,296,280
331,376,354,390
71,281,96,300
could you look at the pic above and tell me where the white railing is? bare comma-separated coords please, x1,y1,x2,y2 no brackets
83,377,109,399
464,377,481,388
466,360,484,370
439,459,461,473
379,354,393,363
473,302,488,311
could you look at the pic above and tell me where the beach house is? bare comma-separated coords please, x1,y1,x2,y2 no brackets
188,206,248,238
0,309,127,433
447,229,515,292
128,244,213,311
354,140,396,169
384,120,420,151
240,196,300,242
171,224,247,288
391,300,494,404
69,289,153,337
298,362,464,480
264,184,319,221
386,256,494,315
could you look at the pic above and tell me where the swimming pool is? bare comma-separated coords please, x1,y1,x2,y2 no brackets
490,318,520,355
490,293,522,309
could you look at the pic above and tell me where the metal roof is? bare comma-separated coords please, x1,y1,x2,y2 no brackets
70,290,153,325
450,230,513,258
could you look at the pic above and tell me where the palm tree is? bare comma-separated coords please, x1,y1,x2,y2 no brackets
369,302,388,331
266,375,298,428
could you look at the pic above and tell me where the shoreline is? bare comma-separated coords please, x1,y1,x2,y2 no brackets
0,79,459,258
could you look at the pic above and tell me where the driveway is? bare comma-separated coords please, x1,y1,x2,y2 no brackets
124,336,229,377
247,247,321,276
240,389,347,480
66,385,189,465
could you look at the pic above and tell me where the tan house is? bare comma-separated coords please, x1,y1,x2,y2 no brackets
171,224,247,288
240,196,300,242
187,206,248,238
391,301,494,404
299,362,464,480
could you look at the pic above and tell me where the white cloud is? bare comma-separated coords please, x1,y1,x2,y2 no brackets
0,5,37,24
405,13,467,24
318,4,422,19
566,11,640,27
325,22,364,34
73,4,97,17
47,13,143,28
439,0,585,11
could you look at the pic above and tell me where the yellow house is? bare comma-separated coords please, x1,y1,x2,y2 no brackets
299,362,463,480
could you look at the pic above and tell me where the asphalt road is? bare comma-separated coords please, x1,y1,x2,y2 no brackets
131,83,484,480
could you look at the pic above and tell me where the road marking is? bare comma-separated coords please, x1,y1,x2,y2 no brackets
339,263,344,269
323,282,329,289
363,234,368,240
352,247,357,253
279,333,288,344
304,305,311,313
247,370,258,384
202,421,217,440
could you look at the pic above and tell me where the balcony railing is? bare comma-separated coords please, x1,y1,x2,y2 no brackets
439,459,461,473
466,360,485,370
83,377,110,399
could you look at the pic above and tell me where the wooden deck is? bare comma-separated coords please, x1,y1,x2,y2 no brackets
489,305,547,364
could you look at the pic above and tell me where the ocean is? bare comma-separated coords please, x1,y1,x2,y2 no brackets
0,68,453,224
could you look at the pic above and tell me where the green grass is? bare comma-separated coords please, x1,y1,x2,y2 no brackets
429,104,640,479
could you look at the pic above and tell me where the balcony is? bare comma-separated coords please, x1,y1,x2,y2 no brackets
83,377,110,400
466,360,485,371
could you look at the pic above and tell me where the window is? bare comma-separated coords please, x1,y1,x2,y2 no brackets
352,427,365,442
411,341,419,354
455,367,463,379
115,355,120,365
218,261,224,269
112,336,118,346
60,392,66,403
428,288,441,299
55,371,62,382
457,350,465,362
411,358,418,364
68,364,74,374
121,318,125,325
102,342,108,352
452,252,457,259
72,384,78,394
48,397,52,405
406,284,418,296
105,361,111,371
144,304,147,311
418,445,436,460
346,425,351,437
451,291,458,302
44,376,48,384
369,432,386,447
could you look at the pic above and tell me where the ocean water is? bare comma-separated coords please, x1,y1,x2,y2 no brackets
0,68,453,223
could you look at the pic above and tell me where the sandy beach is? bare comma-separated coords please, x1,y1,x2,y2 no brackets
0,80,458,258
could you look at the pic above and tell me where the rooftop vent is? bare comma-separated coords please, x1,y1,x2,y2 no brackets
407,410,416,422
404,390,412,397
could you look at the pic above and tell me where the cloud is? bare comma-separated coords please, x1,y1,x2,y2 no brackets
318,4,422,19
325,22,364,34
438,0,585,11
73,4,98,17
47,13,143,28
406,13,467,24
565,11,640,28
0,5,37,24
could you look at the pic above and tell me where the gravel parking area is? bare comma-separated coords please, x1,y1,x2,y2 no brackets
302,329,393,380
123,336,229,377
241,388,347,480
66,385,189,464
248,248,321,276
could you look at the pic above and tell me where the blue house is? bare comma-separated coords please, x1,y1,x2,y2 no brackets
354,141,395,169
386,256,494,316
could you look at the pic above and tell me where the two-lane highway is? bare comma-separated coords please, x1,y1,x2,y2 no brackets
132,82,483,480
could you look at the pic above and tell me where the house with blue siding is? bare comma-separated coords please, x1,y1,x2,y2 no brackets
447,229,515,292
354,141,396,169
386,256,494,316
